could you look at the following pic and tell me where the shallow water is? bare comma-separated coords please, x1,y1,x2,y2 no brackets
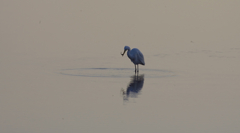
60,68,175,78
1,1,240,133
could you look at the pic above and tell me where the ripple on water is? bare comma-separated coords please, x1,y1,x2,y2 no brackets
60,68,175,78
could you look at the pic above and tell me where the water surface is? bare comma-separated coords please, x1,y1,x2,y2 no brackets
1,1,240,133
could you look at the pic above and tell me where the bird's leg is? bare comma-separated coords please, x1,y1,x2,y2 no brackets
136,69,139,77
135,65,137,73
137,65,139,73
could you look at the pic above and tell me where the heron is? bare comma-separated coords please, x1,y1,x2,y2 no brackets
121,46,145,73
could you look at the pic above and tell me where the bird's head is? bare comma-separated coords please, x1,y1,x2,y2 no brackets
121,46,130,56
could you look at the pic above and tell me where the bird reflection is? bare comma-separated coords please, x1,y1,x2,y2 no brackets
122,74,144,101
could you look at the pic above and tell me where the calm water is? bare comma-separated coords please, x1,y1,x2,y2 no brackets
1,1,240,133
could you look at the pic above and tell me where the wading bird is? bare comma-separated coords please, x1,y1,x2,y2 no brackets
121,46,145,73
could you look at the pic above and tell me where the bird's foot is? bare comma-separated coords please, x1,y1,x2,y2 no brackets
135,70,139,74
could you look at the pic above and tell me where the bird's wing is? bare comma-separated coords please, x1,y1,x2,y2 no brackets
137,51,145,65
132,48,144,65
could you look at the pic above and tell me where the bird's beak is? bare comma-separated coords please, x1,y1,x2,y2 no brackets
121,50,126,56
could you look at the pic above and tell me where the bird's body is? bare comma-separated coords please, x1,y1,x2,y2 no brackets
121,46,145,73
127,48,145,65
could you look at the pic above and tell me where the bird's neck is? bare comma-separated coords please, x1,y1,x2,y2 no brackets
127,50,132,59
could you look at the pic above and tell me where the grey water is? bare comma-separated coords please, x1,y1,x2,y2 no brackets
1,1,240,133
